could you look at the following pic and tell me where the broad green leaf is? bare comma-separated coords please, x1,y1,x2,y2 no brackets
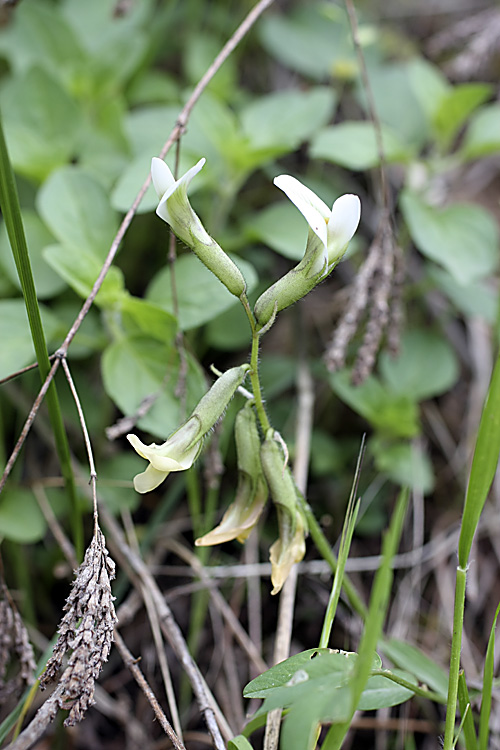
37,166,119,258
0,0,85,79
0,488,46,543
462,104,500,159
311,122,410,170
241,87,337,154
430,267,498,323
357,671,416,710
183,32,237,101
0,68,82,182
110,154,159,214
433,83,491,149
259,9,356,81
51,303,107,358
124,106,181,158
119,295,177,343
379,329,459,400
101,334,206,437
146,253,257,330
0,210,66,299
459,351,500,566
0,299,59,379
372,440,434,495
62,0,152,53
329,371,419,438
401,190,499,285
43,244,124,307
205,301,252,351
379,638,449,697
244,201,309,261
408,57,449,122
244,648,360,700
356,62,429,147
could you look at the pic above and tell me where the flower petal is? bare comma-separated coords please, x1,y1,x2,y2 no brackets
133,463,169,493
274,174,330,247
327,194,361,249
151,157,175,199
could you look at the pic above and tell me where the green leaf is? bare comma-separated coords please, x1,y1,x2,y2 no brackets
356,62,430,147
357,671,416,710
244,201,309,261
0,210,66,299
408,58,449,123
259,8,356,81
110,154,159,214
119,295,177,342
43,244,124,307
329,371,420,438
433,83,491,149
228,737,254,750
0,488,46,543
205,301,252,351
101,334,206,437
37,166,118,257
459,351,500,566
146,253,257,330
479,602,500,749
379,638,449,697
311,122,410,170
429,267,498,323
462,104,500,159
379,329,459,401
372,440,434,495
0,0,85,80
401,190,499,285
0,67,82,182
124,106,181,158
0,299,59,379
241,87,337,154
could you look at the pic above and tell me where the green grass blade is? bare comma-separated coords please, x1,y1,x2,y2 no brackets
478,601,500,749
318,438,364,649
457,671,478,750
320,487,409,750
0,106,83,558
458,351,500,568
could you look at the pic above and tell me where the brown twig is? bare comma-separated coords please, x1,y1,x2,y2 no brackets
113,630,186,750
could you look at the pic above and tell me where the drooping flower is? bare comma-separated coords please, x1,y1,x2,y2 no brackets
260,429,308,594
195,402,268,546
128,364,250,493
151,157,246,297
254,177,360,327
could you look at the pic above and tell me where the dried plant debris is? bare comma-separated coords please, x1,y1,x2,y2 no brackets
324,221,404,384
40,528,117,727
428,8,500,81
0,591,36,702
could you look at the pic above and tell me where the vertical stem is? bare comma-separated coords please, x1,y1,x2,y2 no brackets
443,565,467,750
249,331,271,434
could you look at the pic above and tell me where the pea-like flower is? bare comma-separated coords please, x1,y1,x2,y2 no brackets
151,157,246,297
254,177,360,327
128,364,250,493
195,402,268,546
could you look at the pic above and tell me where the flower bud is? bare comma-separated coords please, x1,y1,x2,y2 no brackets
260,430,307,594
151,157,246,297
195,402,267,546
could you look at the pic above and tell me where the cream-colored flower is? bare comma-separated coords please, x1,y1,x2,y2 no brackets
151,157,246,297
274,175,360,277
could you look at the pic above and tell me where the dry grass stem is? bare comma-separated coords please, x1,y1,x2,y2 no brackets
0,588,36,703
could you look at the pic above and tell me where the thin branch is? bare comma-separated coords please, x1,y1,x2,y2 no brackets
113,631,186,750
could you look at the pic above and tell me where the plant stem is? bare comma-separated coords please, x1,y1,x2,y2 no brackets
443,565,467,750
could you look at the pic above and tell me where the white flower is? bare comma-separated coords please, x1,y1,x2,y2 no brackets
151,157,246,297
274,175,361,276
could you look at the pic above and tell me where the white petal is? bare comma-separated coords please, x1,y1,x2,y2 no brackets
177,157,206,190
127,433,153,461
151,157,175,199
274,175,330,247
133,463,169,493
328,194,361,247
